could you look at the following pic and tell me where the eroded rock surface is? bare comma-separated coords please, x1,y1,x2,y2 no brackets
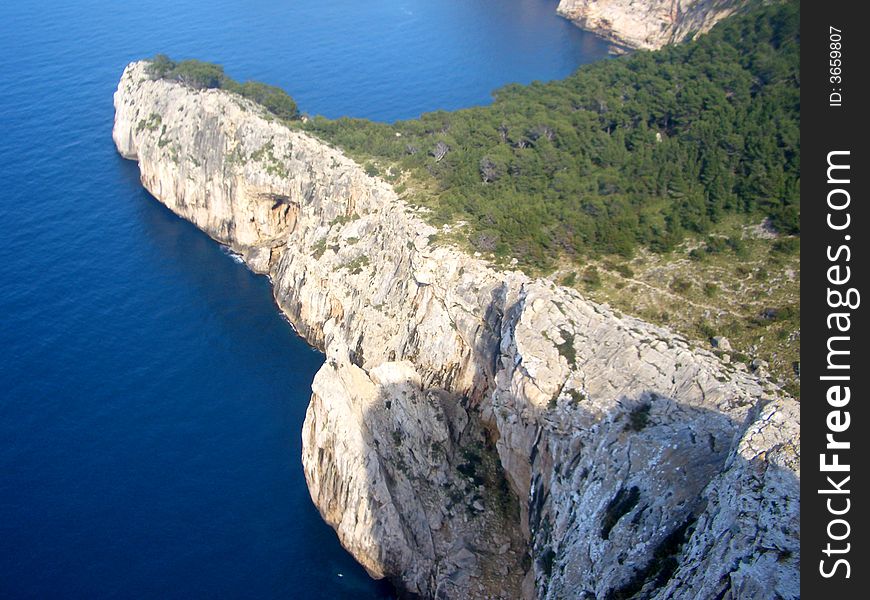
556,0,748,50
114,62,799,599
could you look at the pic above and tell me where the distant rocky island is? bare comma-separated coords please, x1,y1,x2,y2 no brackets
557,0,748,50
113,2,799,598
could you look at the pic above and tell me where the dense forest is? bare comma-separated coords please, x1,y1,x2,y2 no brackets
149,1,799,271
304,1,799,269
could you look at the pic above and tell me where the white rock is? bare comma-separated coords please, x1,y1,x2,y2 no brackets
113,61,799,600
712,336,732,351
557,0,743,50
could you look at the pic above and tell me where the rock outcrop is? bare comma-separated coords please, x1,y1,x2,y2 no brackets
556,0,748,50
114,61,799,599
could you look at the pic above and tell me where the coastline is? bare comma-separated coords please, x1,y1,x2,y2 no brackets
113,60,800,599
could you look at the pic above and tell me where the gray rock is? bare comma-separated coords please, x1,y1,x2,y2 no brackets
712,336,732,351
113,61,799,600
750,358,769,372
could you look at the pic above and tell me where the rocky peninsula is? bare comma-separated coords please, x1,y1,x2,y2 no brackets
113,61,799,599
556,0,747,50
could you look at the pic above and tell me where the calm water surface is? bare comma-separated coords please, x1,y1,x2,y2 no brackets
0,1,609,597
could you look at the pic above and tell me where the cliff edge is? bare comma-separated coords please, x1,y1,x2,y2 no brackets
557,0,749,50
114,61,799,599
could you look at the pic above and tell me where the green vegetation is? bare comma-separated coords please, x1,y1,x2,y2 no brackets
311,238,328,259
136,112,161,133
576,218,801,394
555,329,577,365
625,404,652,432
457,447,485,486
301,2,798,271
581,266,601,289
340,255,370,275
567,389,587,405
143,2,800,395
249,139,289,177
147,55,299,121
144,3,799,273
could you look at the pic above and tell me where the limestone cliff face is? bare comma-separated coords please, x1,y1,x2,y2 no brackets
114,62,799,599
556,0,748,50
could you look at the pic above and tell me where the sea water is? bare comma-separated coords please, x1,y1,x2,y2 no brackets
0,1,609,597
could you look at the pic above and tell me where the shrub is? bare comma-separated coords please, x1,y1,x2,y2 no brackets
233,80,298,120
705,237,728,255
771,237,800,255
555,329,577,364
151,58,226,89
625,404,651,432
147,55,299,121
582,266,601,289
726,236,749,258
670,277,692,294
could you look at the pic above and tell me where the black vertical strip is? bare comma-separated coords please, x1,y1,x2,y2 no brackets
802,1,868,596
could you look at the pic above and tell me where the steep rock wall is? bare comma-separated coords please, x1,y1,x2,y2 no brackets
556,0,748,50
114,62,799,599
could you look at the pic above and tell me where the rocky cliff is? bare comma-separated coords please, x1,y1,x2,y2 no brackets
114,61,799,599
556,0,748,50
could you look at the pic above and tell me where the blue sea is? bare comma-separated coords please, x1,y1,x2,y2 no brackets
0,1,609,597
